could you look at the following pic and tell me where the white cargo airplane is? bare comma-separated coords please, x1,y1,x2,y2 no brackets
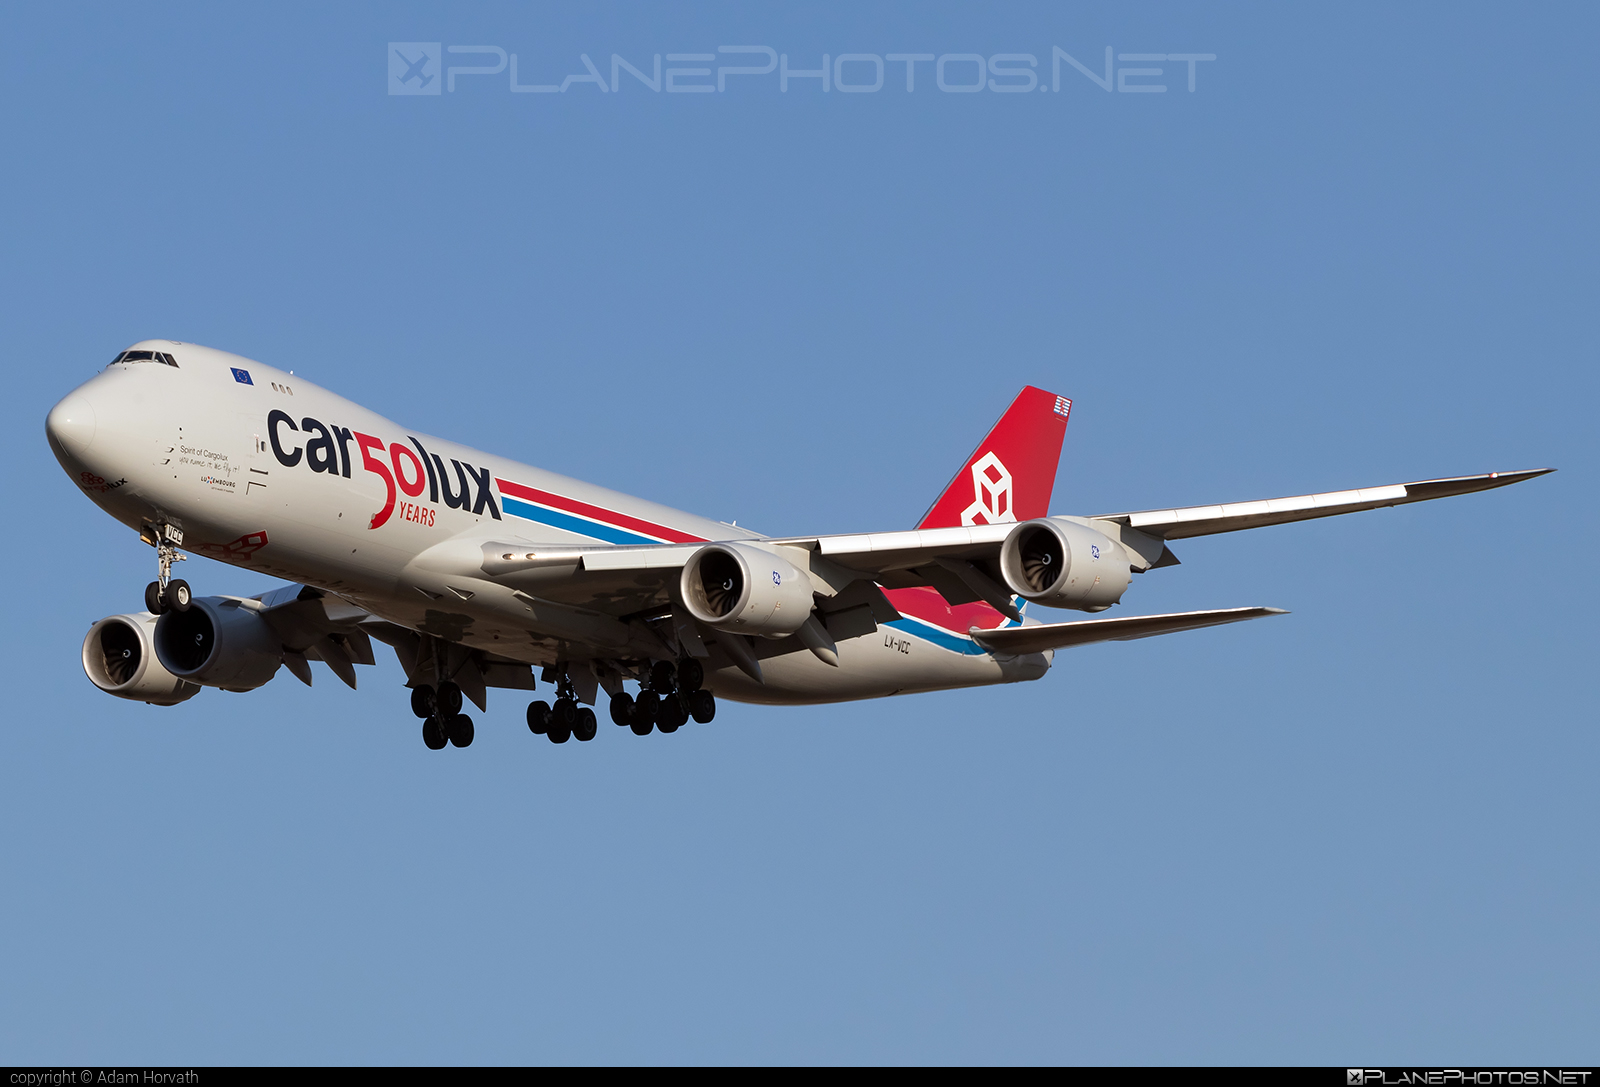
46,341,1550,749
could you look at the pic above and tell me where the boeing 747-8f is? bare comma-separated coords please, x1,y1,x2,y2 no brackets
46,341,1551,749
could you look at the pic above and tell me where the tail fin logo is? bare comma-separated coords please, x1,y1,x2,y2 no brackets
916,386,1069,531
960,452,1015,526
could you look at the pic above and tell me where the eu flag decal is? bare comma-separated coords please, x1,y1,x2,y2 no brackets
231,368,253,385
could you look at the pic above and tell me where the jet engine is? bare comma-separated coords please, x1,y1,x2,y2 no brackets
999,517,1133,612
82,612,201,705
679,543,815,638
154,596,284,691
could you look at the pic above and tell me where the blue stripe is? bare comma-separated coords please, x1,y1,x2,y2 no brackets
501,497,658,545
886,617,990,656
886,605,1028,657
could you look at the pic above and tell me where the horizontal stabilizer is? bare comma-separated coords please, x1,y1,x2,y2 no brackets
970,606,1287,655
1092,469,1553,540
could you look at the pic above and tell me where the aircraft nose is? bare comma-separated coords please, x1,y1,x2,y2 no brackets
46,392,97,457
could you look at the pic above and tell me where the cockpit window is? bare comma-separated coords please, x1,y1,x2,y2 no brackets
109,350,179,367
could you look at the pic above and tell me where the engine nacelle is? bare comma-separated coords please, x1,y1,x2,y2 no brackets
82,613,201,705
999,517,1133,612
154,596,284,691
679,543,815,638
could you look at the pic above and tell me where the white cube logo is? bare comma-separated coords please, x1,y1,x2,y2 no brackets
960,452,1015,526
389,43,442,95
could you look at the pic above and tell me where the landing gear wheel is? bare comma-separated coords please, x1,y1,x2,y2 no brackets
609,692,634,726
657,696,686,733
167,579,192,612
573,707,597,742
144,581,164,615
688,689,716,724
448,714,474,748
436,681,463,718
526,700,551,735
422,716,447,750
632,691,659,730
676,658,704,693
548,722,572,744
650,660,676,692
410,685,437,719
552,698,577,730
630,716,653,736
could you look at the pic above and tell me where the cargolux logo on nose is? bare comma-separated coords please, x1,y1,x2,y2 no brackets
960,451,1014,526
267,410,499,530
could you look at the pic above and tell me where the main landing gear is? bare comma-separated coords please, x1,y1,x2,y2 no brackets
407,659,718,752
412,681,474,750
526,673,597,745
610,659,715,736
142,522,191,614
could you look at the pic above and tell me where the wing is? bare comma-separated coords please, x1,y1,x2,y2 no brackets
473,527,1019,619
970,606,1287,654
463,467,1552,620
751,468,1553,585
1088,469,1552,541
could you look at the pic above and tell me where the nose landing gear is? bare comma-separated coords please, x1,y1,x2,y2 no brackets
141,522,191,614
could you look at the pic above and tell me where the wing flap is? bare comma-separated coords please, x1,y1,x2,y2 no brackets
970,606,1287,654
579,545,704,571
813,523,1013,562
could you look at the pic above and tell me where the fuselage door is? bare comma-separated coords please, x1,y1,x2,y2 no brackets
244,418,270,496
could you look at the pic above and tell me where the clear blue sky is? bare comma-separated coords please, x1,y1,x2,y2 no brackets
2,2,1595,1065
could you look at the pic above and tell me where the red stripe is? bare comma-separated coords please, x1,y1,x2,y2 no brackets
496,478,706,544
883,587,1011,634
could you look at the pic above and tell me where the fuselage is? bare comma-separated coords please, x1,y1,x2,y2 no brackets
46,341,1049,706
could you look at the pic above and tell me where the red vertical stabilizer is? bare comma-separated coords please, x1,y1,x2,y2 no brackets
915,386,1071,530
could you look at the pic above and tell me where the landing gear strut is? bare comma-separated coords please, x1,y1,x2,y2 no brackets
533,669,596,744
142,522,190,613
626,658,714,735
435,681,463,718
412,681,472,750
